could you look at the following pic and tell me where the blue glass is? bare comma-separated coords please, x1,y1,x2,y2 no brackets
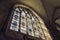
14,15,18,20
12,21,17,26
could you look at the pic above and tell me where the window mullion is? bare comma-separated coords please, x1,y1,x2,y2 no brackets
31,14,35,36
19,7,22,32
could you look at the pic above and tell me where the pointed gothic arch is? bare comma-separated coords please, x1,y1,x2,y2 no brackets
5,4,52,40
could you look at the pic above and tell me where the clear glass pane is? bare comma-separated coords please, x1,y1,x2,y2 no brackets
15,7,20,12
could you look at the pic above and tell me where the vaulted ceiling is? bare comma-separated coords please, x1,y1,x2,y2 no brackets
42,0,60,24
43,0,60,7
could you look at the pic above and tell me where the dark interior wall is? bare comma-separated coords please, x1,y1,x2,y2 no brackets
0,0,17,32
0,0,12,32
54,8,60,20
0,0,17,40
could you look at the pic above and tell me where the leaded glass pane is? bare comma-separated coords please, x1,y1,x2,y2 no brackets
10,7,20,31
27,13,34,36
20,10,27,34
35,17,45,39
32,16,39,37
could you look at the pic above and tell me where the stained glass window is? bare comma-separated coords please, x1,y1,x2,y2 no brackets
9,6,52,40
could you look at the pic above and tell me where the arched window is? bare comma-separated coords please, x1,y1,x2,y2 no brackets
6,5,52,40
